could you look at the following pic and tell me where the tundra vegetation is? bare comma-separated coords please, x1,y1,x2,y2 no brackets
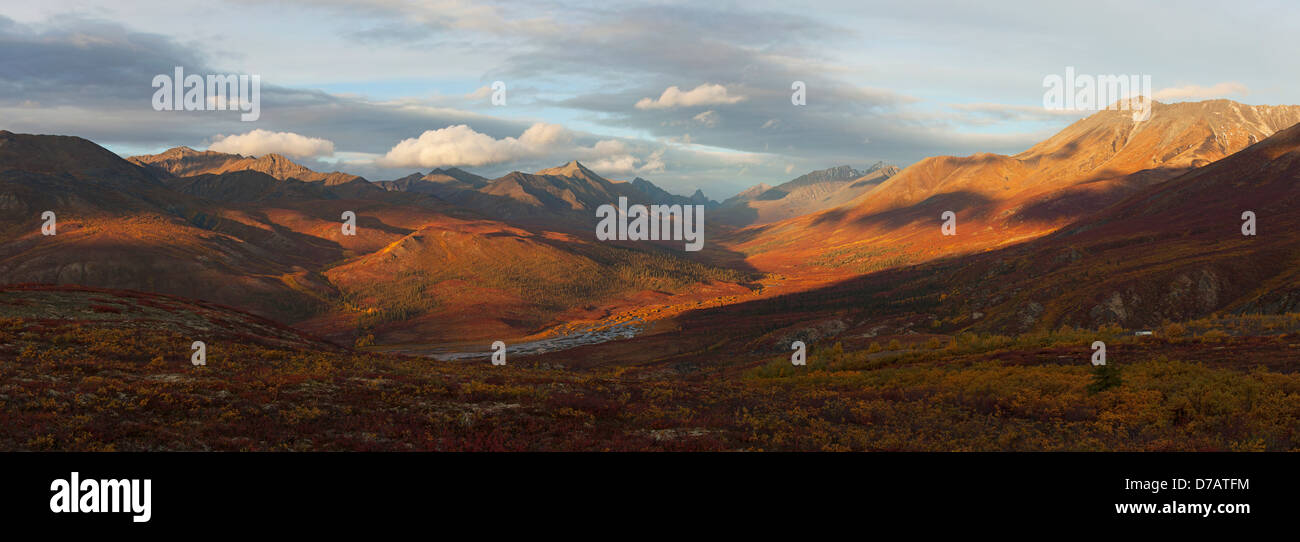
4,286,1298,451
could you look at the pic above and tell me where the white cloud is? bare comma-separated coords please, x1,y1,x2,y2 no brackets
376,122,572,168
590,139,628,156
693,110,719,127
588,148,666,175
639,149,666,173
375,121,671,176
1153,82,1249,101
208,130,335,158
635,83,745,109
948,102,1087,123
586,154,642,174
465,85,493,101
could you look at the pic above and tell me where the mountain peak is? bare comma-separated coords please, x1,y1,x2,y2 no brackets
256,153,297,165
153,145,225,159
864,160,890,173
777,165,867,191
536,160,599,179
127,147,365,186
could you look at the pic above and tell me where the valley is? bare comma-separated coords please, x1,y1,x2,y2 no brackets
5,98,1300,451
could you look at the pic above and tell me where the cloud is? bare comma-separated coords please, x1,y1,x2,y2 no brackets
376,122,572,168
0,14,208,108
1153,82,1249,101
639,149,666,172
373,120,676,176
12,3,1291,200
586,148,666,175
635,83,745,109
465,85,493,101
585,154,642,174
693,110,720,127
0,8,1043,197
948,103,1087,124
208,129,335,158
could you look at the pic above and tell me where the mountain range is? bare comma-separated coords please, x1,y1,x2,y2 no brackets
2,137,754,347
5,98,1300,360
523,103,1300,370
728,99,1300,276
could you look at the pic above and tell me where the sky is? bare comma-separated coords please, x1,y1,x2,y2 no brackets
1,0,1295,199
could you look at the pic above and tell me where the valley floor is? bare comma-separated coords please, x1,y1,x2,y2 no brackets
3,288,1297,451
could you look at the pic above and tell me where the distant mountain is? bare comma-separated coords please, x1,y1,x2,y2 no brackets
468,162,628,223
534,160,605,181
721,183,773,206
168,170,338,203
376,160,717,227
630,177,674,201
129,147,368,187
425,167,491,188
376,172,428,192
125,146,232,178
375,167,490,194
716,162,899,226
